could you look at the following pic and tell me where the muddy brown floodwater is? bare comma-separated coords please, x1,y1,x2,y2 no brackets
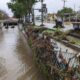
0,27,45,80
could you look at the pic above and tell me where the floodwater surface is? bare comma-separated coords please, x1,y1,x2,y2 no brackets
0,27,44,80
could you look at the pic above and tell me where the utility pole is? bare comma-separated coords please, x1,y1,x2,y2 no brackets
32,7,35,25
28,0,31,24
40,0,44,26
74,4,76,12
62,0,67,8
33,0,46,26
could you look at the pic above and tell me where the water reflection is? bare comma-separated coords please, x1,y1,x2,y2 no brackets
0,27,45,80
0,57,7,77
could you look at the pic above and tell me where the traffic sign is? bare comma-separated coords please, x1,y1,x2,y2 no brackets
39,8,47,13
42,4,46,8
39,9,42,12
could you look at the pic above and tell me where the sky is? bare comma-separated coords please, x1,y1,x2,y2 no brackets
0,0,13,17
0,0,80,17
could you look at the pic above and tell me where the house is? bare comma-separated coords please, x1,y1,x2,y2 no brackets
47,13,57,22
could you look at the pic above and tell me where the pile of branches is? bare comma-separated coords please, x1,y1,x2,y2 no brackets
26,27,80,80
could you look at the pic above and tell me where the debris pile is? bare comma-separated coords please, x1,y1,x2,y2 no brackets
26,27,80,80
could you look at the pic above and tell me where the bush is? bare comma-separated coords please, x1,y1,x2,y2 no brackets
69,40,76,44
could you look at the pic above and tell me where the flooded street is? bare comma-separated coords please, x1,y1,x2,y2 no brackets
35,21,73,31
0,27,44,80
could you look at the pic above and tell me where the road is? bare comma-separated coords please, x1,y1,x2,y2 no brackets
0,27,45,80
35,21,73,31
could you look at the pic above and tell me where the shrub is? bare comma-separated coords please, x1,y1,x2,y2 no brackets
69,40,76,44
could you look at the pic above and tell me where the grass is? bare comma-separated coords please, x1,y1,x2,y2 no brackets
70,30,80,34
33,25,39,28
67,36,80,46
42,29,54,34
30,26,80,47
42,28,80,47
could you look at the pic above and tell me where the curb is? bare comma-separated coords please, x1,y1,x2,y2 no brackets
53,38,80,52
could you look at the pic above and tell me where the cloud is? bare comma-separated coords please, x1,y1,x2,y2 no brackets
0,0,13,17
0,0,80,17
35,0,80,13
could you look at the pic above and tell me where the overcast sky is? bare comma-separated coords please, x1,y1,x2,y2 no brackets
0,0,80,17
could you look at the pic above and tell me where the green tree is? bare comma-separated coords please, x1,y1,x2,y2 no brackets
0,10,8,20
8,1,27,18
57,7,74,17
8,0,36,19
